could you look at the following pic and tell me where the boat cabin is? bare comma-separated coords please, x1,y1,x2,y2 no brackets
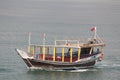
27,39,105,63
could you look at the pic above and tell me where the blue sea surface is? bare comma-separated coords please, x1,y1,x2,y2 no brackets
0,0,120,80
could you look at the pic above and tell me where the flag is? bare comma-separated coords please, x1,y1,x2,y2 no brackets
28,32,31,35
91,27,96,31
42,32,46,38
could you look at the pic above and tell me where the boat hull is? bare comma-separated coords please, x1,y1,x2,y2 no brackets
23,58,96,70
15,49,102,70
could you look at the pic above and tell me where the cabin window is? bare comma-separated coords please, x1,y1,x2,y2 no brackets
81,47,92,55
93,47,101,53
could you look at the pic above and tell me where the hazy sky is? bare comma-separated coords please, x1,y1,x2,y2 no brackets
0,0,120,25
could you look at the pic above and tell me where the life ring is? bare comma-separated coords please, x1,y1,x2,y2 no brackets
66,43,70,46
99,53,104,59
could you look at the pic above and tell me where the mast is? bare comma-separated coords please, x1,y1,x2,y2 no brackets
28,32,31,54
91,27,97,39
94,27,97,39
42,32,46,61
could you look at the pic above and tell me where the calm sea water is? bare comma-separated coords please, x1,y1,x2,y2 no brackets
0,0,120,80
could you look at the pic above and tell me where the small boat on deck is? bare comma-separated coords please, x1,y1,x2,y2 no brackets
15,27,105,70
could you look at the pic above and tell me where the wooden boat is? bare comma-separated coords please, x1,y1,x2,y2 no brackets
15,27,105,70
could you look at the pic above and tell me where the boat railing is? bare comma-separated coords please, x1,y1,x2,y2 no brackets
55,38,104,47
55,40,80,47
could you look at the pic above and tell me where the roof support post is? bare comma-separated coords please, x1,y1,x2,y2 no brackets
27,46,30,55
34,46,36,58
42,47,45,61
89,47,93,54
53,47,56,61
70,48,72,63
78,48,81,60
62,48,64,62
